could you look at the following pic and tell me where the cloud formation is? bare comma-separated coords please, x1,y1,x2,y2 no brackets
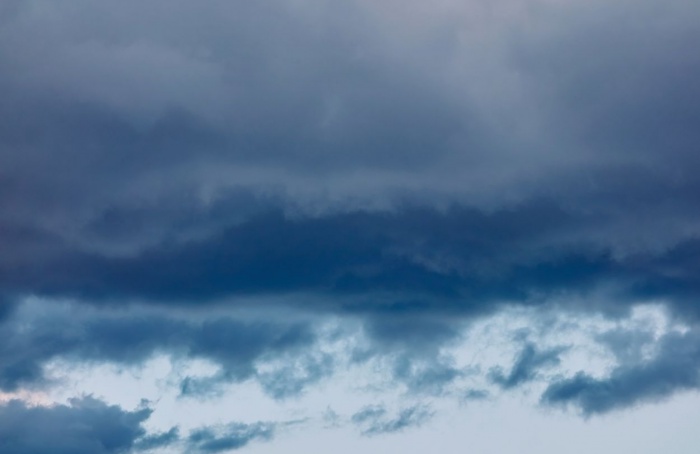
1,0,699,328
351,404,433,436
0,396,152,454
490,343,567,390
1,0,700,450
187,422,276,453
0,301,318,396
542,328,700,415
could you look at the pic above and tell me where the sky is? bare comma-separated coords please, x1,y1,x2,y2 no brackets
1,0,700,452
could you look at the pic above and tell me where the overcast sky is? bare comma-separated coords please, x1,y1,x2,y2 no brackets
2,1,700,453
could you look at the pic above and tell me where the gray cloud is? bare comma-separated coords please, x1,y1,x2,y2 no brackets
187,422,275,453
350,315,467,394
1,0,698,254
0,203,629,310
0,396,153,454
1,0,699,317
0,393,285,454
1,0,700,426
490,343,567,390
542,328,700,415
256,352,335,400
134,427,180,452
0,302,318,395
5,203,700,324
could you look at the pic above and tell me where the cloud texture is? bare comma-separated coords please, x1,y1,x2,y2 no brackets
1,0,700,451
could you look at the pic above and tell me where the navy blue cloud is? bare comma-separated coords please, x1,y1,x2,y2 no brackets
3,202,699,321
0,0,699,425
0,3,698,379
541,329,700,415
3,200,700,409
0,203,613,306
0,396,153,454
0,306,317,394
0,394,286,454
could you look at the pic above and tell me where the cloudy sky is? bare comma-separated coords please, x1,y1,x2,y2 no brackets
2,0,700,452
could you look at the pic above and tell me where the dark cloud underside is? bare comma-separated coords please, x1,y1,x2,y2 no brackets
1,0,700,429
0,304,318,394
0,397,151,454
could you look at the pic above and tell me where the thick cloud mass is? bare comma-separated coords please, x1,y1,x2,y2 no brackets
1,0,700,444
0,397,151,454
542,328,700,415
0,396,286,454
2,0,700,313
0,302,319,395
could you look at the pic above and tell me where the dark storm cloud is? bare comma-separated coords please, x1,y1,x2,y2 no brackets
0,202,613,308
0,303,317,394
0,396,152,454
0,0,699,320
513,0,700,163
0,0,697,258
541,328,700,415
4,202,700,406
0,295,16,323
351,404,433,436
3,202,698,321
626,239,700,319
0,0,470,244
1,0,700,421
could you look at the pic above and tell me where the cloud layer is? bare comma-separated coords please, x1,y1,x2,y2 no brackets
1,0,700,451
